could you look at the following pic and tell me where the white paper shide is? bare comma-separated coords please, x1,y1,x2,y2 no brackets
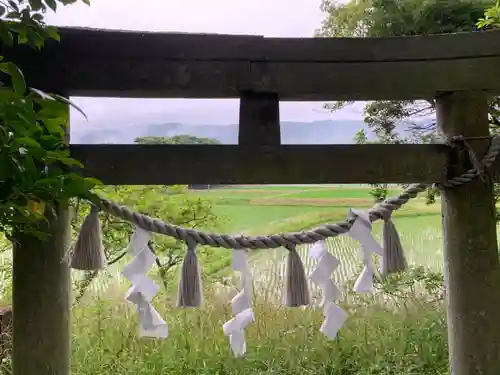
122,227,168,339
348,209,383,293
308,240,346,339
223,249,255,357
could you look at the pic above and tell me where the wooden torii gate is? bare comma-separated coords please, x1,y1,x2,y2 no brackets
6,27,500,375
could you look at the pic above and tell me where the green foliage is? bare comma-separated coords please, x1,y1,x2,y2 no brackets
135,135,221,145
376,266,445,303
67,265,449,375
319,0,490,38
318,0,492,136
93,185,220,262
0,0,94,239
368,0,487,36
321,0,495,210
71,184,223,302
477,0,500,27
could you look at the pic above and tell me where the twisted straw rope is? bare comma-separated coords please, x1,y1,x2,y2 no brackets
92,136,500,250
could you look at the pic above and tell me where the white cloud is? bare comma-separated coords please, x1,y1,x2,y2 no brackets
43,0,363,135
46,0,324,36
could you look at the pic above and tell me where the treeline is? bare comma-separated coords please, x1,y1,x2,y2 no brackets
134,135,224,190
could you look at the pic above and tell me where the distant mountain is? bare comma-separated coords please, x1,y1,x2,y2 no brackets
71,120,412,145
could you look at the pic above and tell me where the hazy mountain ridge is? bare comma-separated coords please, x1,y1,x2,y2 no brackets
71,120,411,144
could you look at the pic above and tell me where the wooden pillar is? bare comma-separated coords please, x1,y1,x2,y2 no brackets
436,91,500,375
238,91,280,146
12,102,71,375
12,205,71,375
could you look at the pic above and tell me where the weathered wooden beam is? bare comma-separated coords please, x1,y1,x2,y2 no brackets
19,27,500,61
12,204,71,375
238,92,281,145
4,27,500,100
436,91,500,375
69,144,448,185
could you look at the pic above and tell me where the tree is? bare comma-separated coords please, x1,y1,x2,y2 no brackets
0,0,96,241
317,0,494,138
135,135,222,189
318,0,497,207
73,184,223,304
135,135,221,145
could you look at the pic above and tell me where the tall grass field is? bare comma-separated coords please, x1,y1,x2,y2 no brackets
2,185,459,374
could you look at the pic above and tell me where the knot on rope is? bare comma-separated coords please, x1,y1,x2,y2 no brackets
436,134,500,189
451,135,490,180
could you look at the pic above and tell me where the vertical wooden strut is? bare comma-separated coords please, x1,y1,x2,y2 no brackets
13,206,71,375
436,91,500,375
238,91,281,146
12,105,71,375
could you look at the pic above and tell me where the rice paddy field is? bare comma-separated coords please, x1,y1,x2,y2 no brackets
187,184,444,303
2,184,457,374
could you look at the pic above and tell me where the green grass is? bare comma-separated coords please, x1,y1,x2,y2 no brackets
70,293,449,375
216,184,340,191
195,184,442,277
276,187,401,199
213,204,336,233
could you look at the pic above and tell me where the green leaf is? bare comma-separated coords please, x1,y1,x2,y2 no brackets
57,156,84,168
44,0,56,12
45,25,59,41
0,24,14,46
53,94,87,119
8,1,19,12
29,0,44,11
6,63,26,95
83,177,102,187
30,87,55,100
6,11,20,20
6,22,22,33
17,27,28,44
41,118,64,136
27,28,44,49
32,13,44,22
12,137,43,150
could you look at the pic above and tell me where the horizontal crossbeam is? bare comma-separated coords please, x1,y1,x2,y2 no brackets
70,144,452,185
5,28,500,100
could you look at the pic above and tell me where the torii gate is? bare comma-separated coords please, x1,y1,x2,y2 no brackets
6,27,500,375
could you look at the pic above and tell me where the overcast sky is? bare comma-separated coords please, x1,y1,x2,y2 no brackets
44,0,363,133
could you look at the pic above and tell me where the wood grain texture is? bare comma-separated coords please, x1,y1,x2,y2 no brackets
437,91,500,375
4,27,500,100
69,144,448,185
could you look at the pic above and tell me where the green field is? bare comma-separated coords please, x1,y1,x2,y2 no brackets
189,185,444,283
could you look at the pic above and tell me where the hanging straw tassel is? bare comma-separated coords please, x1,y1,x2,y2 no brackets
381,216,408,276
284,244,310,307
177,240,203,307
70,205,107,270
